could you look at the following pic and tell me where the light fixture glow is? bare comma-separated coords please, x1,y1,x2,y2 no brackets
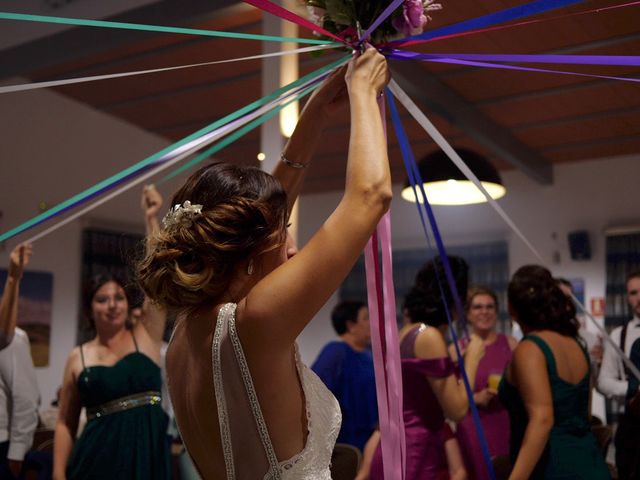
257,152,266,161
401,180,506,205
402,148,506,206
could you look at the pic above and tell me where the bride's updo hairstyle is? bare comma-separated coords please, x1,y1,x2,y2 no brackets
508,265,578,337
138,162,287,312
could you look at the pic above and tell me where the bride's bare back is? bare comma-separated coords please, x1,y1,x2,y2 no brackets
167,305,308,479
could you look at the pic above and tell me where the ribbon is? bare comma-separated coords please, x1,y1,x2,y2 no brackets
390,52,640,67
0,11,336,45
0,44,341,95
360,0,405,44
389,0,585,47
365,95,406,479
388,79,640,385
242,0,344,42
1,56,348,243
387,87,496,480
22,71,326,244
388,50,640,84
409,1,640,46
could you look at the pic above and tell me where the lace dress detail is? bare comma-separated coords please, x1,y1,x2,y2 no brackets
212,303,341,480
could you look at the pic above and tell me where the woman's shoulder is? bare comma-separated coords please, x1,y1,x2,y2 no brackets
414,325,448,360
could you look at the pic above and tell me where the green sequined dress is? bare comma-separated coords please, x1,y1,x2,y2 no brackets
66,337,171,479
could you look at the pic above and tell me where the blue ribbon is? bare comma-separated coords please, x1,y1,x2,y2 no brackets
390,0,585,45
387,88,497,480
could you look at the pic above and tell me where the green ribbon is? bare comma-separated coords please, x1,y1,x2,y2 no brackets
0,12,340,45
161,82,322,182
0,55,349,243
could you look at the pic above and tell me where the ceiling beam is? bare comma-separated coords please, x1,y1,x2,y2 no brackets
390,60,553,184
0,0,243,81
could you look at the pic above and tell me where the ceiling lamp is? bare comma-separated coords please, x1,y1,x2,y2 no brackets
401,148,506,206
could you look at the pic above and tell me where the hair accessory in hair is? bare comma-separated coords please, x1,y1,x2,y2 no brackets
162,200,203,229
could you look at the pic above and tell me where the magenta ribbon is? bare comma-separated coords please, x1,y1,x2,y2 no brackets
365,95,406,480
242,0,344,43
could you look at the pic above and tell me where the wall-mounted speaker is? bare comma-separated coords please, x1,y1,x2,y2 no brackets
568,230,591,260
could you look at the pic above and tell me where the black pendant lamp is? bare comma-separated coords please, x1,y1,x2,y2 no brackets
401,148,506,206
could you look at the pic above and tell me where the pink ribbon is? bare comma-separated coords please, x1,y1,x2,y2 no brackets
365,96,406,479
242,0,344,43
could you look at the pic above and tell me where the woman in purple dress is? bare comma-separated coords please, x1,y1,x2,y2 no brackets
452,287,517,480
370,257,484,480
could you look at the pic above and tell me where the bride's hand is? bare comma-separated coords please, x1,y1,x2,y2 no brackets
302,64,349,121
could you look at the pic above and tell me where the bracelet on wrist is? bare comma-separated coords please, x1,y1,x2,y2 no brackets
280,154,308,169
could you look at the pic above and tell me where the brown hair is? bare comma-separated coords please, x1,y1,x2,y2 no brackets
465,286,499,312
508,265,578,337
137,162,288,312
82,272,131,329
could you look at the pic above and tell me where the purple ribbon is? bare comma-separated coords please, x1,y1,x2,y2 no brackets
386,87,497,480
389,51,640,67
387,49,640,84
360,0,405,44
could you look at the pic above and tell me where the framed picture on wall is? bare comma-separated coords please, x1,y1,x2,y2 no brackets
0,269,53,367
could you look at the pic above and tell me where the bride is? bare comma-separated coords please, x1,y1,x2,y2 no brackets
137,47,390,479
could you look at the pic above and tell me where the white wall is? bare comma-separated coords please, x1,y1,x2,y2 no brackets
2,80,638,414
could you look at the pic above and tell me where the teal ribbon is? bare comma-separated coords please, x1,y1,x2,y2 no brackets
161,81,322,183
0,55,348,243
0,12,340,45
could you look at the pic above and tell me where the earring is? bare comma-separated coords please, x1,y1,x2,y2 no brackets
247,259,254,275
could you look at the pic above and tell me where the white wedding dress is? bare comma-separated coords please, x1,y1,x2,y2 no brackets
210,303,341,479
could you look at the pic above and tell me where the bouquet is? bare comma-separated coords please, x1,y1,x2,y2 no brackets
304,0,442,45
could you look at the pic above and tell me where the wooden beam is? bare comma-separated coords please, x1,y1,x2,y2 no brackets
390,60,553,184
0,0,242,80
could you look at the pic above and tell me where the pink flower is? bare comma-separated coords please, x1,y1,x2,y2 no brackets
392,0,428,37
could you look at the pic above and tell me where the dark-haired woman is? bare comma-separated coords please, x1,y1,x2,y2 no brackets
53,186,170,480
369,256,484,480
137,48,391,479
498,265,609,480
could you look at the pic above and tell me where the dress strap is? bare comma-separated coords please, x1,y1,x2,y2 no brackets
211,302,281,480
523,335,558,378
79,343,87,369
131,330,140,352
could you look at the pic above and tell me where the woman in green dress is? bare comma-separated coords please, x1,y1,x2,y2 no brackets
498,265,610,480
53,186,171,480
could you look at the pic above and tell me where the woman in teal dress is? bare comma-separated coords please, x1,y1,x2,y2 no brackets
53,186,171,480
498,265,610,480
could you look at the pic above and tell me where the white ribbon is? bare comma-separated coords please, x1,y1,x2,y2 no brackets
0,44,340,94
22,60,345,244
389,78,640,383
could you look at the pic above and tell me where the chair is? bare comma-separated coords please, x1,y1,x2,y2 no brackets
330,443,362,480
